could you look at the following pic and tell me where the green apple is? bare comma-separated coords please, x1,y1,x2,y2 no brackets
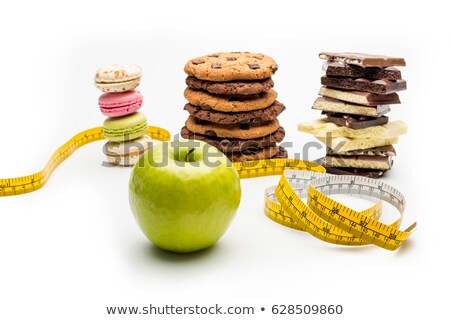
129,140,241,253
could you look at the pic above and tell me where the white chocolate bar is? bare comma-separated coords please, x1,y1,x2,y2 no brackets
318,87,400,106
298,118,407,139
316,135,399,152
312,97,390,116
323,156,392,170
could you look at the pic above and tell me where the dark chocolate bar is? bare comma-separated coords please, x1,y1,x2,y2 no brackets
326,145,396,157
314,157,387,178
319,87,401,106
321,76,407,95
324,62,402,80
324,113,389,129
323,165,387,178
319,52,406,67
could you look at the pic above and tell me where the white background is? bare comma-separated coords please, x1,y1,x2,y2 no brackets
0,1,448,319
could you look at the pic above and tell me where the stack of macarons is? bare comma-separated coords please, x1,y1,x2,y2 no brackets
181,52,287,162
94,64,151,166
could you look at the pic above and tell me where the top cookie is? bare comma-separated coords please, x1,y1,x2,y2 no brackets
184,52,278,81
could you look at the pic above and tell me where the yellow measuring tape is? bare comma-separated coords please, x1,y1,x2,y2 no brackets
0,126,171,196
1,127,415,250
232,161,415,250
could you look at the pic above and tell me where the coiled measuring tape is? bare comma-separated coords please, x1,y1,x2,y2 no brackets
0,126,171,196
0,128,415,250
233,161,416,250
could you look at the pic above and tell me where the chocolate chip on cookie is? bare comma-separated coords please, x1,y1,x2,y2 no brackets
192,60,205,65
248,63,261,70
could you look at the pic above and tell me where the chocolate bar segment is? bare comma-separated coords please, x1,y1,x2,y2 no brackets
323,155,393,170
325,113,389,129
316,135,399,152
323,165,387,178
321,76,407,95
319,52,406,67
326,145,396,157
324,62,402,80
319,87,400,106
314,157,387,178
312,97,390,117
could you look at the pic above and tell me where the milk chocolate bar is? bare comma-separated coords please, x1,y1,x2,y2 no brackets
325,113,389,129
319,87,401,106
324,62,402,80
312,97,390,117
326,145,396,157
319,52,406,67
323,155,392,170
321,77,407,95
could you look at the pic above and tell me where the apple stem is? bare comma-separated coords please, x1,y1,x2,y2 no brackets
185,148,195,162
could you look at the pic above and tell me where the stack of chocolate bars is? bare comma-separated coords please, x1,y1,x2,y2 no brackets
299,52,408,178
181,52,287,162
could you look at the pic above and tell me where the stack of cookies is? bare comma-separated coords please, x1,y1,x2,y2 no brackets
298,52,408,178
94,64,151,166
180,52,287,162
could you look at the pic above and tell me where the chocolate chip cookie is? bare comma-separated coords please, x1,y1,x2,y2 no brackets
183,101,285,125
184,88,277,112
180,126,285,152
184,52,279,82
186,76,274,95
185,115,279,139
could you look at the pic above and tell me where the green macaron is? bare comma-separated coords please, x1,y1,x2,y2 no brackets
103,112,148,142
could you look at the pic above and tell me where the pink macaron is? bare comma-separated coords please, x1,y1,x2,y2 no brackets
99,90,143,117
